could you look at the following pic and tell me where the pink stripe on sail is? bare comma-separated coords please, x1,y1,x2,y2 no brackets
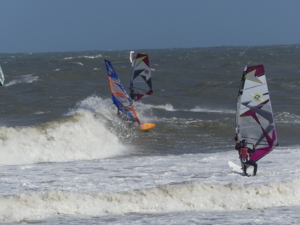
250,129,277,162
246,64,265,77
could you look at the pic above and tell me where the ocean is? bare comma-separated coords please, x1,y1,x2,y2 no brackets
0,45,299,224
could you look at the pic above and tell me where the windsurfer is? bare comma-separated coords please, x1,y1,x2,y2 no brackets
235,139,257,176
117,108,139,125
129,88,138,101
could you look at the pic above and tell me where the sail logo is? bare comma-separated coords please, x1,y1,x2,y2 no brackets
253,93,262,102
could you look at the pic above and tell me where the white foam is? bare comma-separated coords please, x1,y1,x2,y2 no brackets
276,112,300,124
0,175,299,222
63,54,103,60
0,146,300,222
4,74,38,86
190,106,235,114
74,62,84,66
147,103,234,113
147,103,176,111
0,96,128,165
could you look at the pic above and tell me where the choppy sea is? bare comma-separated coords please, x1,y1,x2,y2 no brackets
0,45,300,224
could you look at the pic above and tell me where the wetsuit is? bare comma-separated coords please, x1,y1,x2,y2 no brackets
129,89,138,101
235,142,257,176
117,109,139,126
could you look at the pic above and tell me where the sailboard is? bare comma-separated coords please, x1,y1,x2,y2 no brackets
129,53,153,101
0,65,5,86
228,161,244,175
235,65,278,162
104,59,155,131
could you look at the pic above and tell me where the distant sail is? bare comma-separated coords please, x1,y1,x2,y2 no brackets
129,53,153,101
129,51,136,67
104,59,140,123
0,66,5,86
236,65,278,162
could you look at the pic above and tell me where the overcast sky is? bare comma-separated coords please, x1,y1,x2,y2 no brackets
1,0,300,53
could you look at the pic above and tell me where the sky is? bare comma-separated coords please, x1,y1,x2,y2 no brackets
1,0,300,53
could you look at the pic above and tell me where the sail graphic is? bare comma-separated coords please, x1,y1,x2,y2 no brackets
104,60,139,123
236,65,278,162
129,53,153,101
0,66,5,86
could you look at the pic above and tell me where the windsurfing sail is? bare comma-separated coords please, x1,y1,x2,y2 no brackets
0,65,5,86
104,59,140,123
129,53,153,101
235,65,278,162
129,51,136,67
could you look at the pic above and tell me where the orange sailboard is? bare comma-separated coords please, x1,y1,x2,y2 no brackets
104,59,155,131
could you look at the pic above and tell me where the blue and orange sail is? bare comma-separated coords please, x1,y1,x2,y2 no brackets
104,59,155,131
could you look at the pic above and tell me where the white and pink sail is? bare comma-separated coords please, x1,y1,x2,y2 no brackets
236,65,278,162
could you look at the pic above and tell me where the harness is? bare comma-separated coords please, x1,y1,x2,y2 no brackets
240,147,249,163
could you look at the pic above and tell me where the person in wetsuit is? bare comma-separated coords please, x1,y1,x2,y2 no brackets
129,88,137,101
129,87,141,101
117,108,140,129
235,139,257,176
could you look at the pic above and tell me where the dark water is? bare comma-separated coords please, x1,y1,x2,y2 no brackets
0,45,299,155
